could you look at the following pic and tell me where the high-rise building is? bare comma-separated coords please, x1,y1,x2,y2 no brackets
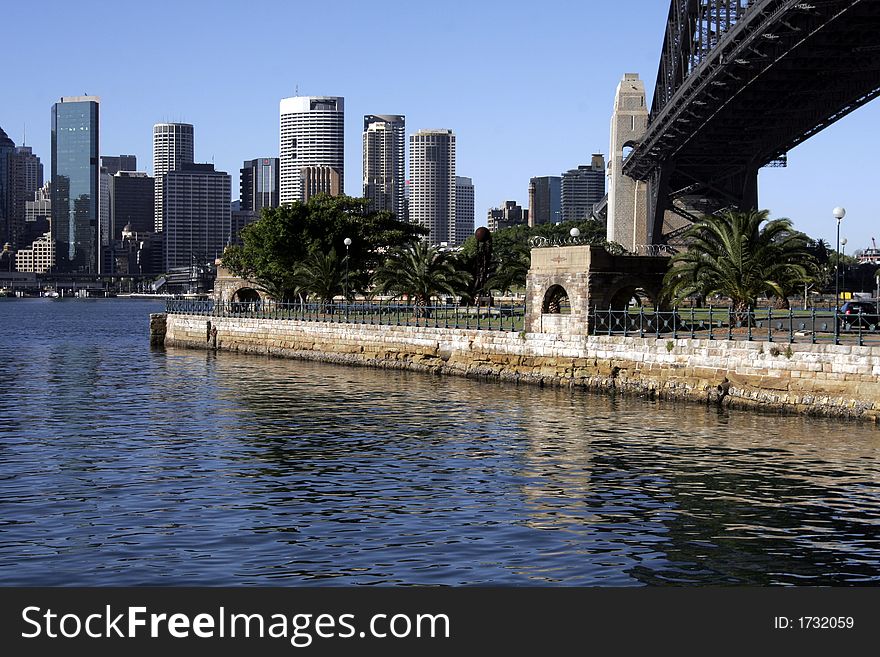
0,126,15,247
454,176,474,246
100,155,137,175
153,123,194,232
363,114,405,220
99,168,112,270
409,129,456,246
25,183,51,245
561,154,606,222
230,209,258,246
240,158,279,213
14,231,54,274
6,145,43,249
301,166,340,201
51,96,100,273
527,176,561,227
162,163,230,271
110,172,154,240
487,200,528,232
279,96,344,204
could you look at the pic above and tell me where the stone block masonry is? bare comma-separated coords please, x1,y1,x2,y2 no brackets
157,313,880,423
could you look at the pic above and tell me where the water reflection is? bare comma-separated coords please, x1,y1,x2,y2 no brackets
0,299,878,585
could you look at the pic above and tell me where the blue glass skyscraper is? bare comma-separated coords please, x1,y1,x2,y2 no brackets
51,96,99,273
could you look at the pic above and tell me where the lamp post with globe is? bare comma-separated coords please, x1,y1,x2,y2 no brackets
343,237,352,317
833,207,846,343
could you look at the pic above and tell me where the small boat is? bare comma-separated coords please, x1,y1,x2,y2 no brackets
43,290,60,299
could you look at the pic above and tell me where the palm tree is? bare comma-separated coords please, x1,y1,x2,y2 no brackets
373,241,471,315
293,248,345,310
663,209,815,317
486,244,530,295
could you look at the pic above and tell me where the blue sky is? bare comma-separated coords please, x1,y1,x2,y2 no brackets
3,0,877,252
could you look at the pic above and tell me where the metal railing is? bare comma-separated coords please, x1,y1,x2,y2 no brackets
166,298,527,332
591,306,880,346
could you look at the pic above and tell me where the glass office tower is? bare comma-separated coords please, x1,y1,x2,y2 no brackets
51,96,100,273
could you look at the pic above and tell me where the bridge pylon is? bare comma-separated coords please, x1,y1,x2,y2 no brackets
607,73,649,251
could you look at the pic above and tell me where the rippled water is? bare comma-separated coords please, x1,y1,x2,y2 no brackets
1,298,878,585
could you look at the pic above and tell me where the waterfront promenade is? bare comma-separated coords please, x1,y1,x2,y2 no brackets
157,306,880,423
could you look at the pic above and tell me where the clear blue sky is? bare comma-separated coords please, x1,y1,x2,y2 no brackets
3,0,877,253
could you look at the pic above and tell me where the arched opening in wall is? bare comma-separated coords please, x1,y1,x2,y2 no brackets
231,287,261,303
607,286,659,311
542,285,571,314
230,287,262,313
621,140,638,162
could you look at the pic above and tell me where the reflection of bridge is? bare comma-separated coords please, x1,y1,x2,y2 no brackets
619,0,880,245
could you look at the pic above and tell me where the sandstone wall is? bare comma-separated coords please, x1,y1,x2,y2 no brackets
159,313,880,422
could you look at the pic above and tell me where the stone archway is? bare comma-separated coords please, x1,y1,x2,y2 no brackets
542,285,572,314
231,287,261,303
525,245,670,334
596,277,664,311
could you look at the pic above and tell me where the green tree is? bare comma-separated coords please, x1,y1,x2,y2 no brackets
662,209,815,315
373,241,471,314
458,219,608,294
222,195,425,299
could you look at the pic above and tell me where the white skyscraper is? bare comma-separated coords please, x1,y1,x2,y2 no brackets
279,96,344,204
363,114,405,220
408,129,455,246
152,123,194,232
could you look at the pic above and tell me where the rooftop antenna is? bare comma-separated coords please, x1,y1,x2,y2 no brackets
22,124,26,146
295,84,299,96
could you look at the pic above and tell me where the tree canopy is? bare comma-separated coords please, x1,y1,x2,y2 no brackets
662,209,816,312
222,195,425,300
457,219,610,296
373,241,472,308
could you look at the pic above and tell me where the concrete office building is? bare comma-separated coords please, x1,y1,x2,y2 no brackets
363,114,405,220
454,176,474,246
279,96,344,204
409,129,456,246
561,154,606,222
240,157,279,212
14,231,54,274
153,123,194,232
101,155,137,175
0,127,15,247
99,169,112,269
5,145,43,249
488,200,528,232
527,176,561,227
110,172,154,240
162,163,230,271
51,96,100,273
301,166,340,201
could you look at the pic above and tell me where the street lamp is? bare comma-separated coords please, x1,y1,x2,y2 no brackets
569,227,581,239
343,237,352,303
832,206,845,343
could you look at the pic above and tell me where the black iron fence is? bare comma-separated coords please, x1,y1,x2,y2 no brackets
166,299,527,332
165,300,880,346
591,306,880,346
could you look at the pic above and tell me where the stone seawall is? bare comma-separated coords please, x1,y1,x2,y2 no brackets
158,313,880,423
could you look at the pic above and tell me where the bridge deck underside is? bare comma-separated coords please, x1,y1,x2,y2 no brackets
625,0,880,239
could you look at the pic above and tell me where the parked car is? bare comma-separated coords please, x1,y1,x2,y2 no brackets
840,301,880,329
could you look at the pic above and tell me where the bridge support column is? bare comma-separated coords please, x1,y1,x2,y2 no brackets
608,74,650,251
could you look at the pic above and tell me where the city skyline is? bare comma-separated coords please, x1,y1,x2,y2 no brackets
3,0,879,251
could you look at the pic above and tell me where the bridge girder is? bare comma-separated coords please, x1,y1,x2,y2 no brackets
625,0,880,243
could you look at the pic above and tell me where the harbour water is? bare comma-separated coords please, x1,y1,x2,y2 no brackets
1,299,878,585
